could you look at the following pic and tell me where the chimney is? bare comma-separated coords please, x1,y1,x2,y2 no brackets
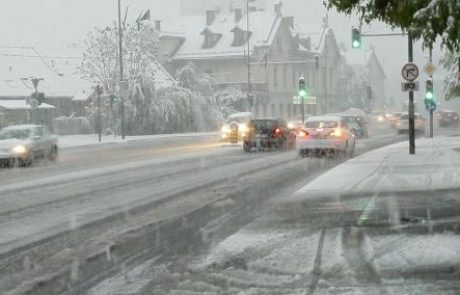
234,8,242,23
206,10,216,26
274,1,282,16
155,20,161,31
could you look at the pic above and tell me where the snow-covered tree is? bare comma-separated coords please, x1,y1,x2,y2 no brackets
441,51,460,100
327,0,460,51
81,20,160,135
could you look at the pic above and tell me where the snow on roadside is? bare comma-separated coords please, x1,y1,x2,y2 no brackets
58,132,218,148
368,233,460,274
286,135,460,203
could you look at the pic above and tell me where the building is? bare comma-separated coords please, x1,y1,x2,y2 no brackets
180,0,266,16
159,2,345,118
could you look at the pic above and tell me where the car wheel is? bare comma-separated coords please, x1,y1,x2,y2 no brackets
243,141,251,153
48,145,58,161
18,153,33,167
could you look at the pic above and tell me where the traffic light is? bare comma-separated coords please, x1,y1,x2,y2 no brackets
424,78,436,111
351,26,361,49
298,77,306,98
425,78,433,100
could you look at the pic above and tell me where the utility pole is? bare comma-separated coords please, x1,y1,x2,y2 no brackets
117,0,125,139
95,85,103,143
246,0,253,109
408,33,415,155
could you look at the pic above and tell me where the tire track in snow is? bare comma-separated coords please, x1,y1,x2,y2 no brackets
306,227,326,295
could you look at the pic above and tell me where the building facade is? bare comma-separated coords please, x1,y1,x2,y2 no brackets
159,3,346,118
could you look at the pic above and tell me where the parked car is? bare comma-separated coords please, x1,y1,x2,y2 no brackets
396,113,425,134
243,118,295,152
297,116,355,158
0,124,58,167
220,112,253,144
437,110,459,127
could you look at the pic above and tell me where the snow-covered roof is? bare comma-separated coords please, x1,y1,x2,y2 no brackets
170,9,282,59
306,115,342,122
0,100,55,110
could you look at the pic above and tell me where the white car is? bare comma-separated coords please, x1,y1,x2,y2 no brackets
297,116,355,158
0,124,58,167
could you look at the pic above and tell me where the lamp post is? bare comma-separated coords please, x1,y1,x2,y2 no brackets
246,0,256,109
117,0,125,139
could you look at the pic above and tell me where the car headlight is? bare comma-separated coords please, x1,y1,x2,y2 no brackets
238,124,249,133
287,122,295,129
377,115,384,122
12,145,27,154
221,126,230,133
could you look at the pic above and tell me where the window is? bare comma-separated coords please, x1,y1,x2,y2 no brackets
277,38,282,52
279,104,283,117
231,27,251,47
292,69,296,87
283,65,287,87
287,104,292,118
273,66,278,87
271,103,276,116
202,30,222,49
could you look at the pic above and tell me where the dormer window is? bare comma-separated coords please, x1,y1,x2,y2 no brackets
231,26,252,47
201,28,222,49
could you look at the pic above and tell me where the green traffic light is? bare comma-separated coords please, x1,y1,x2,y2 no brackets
299,89,306,97
352,40,361,48
426,92,433,100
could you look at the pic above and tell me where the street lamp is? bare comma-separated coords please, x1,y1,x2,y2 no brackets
246,0,256,109
117,0,125,139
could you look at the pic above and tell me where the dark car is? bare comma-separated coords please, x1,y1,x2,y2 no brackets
243,118,295,152
437,110,459,127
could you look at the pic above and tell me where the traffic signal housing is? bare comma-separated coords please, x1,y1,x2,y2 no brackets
351,26,361,49
424,78,436,111
298,77,306,98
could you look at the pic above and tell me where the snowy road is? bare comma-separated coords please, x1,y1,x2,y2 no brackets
0,129,421,294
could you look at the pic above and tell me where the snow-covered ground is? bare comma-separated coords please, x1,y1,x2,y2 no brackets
288,134,460,201
58,132,218,148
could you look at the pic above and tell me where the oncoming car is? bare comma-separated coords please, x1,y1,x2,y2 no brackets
0,124,58,167
243,118,295,152
297,116,355,158
220,112,252,143
396,113,425,134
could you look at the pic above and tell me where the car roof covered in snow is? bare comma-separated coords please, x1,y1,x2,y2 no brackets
305,116,342,122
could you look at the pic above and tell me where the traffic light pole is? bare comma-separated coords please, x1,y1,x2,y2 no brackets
118,0,125,140
429,48,434,138
301,96,305,124
408,33,415,155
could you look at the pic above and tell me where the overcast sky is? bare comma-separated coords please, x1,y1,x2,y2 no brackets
0,0,448,107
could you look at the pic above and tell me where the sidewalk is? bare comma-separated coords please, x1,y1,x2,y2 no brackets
58,132,218,148
289,134,460,201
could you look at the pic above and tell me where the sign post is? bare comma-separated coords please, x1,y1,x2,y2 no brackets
402,39,419,155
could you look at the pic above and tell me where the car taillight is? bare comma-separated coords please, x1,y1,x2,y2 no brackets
298,130,308,137
329,128,343,137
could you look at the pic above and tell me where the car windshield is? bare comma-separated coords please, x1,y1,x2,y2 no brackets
249,120,276,130
2,1,460,294
0,129,31,140
304,120,338,128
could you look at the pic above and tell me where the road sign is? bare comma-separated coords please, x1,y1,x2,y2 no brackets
423,62,437,76
293,96,316,105
401,63,419,81
401,81,419,92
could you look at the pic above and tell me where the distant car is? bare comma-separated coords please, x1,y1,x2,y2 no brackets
297,116,355,158
243,118,295,152
387,112,404,128
0,124,58,167
396,113,425,134
437,110,459,127
220,112,253,144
